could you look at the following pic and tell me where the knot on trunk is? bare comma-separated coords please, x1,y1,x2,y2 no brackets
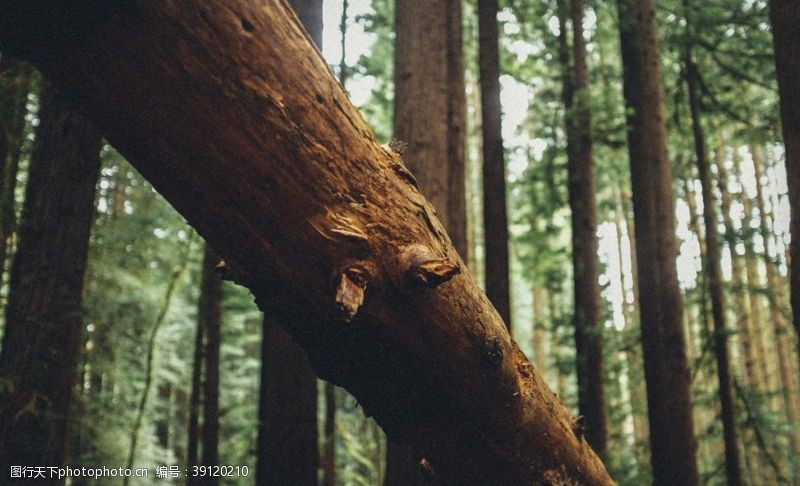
335,266,368,322
401,245,460,288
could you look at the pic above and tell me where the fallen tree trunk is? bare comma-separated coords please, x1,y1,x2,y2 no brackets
0,1,612,483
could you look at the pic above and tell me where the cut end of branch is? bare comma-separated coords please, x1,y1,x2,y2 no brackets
402,246,460,288
410,259,460,287
335,267,368,322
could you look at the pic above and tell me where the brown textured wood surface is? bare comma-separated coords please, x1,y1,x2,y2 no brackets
0,1,612,483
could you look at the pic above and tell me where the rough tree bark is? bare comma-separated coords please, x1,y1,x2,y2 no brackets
557,0,608,456
387,0,468,482
770,0,800,368
0,86,101,474
199,246,222,481
617,0,699,484
0,2,612,483
256,1,320,484
478,0,511,329
684,33,742,483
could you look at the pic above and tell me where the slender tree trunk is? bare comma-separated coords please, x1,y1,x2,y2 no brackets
468,73,485,284
736,152,772,392
173,387,189,465
0,3,613,482
612,193,649,463
478,0,511,329
769,0,800,367
684,31,742,483
186,286,204,483
715,144,760,390
447,0,468,262
387,0,468,482
558,0,608,455
617,0,699,483
156,383,172,449
323,381,336,486
199,246,222,480
0,85,100,475
683,177,713,351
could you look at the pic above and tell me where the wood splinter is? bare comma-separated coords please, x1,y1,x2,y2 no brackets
403,246,460,288
335,267,368,322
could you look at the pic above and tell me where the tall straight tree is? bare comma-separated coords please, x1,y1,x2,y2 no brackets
199,245,222,482
556,0,607,455
186,272,204,483
256,1,321,484
616,0,699,484
683,3,741,483
477,0,511,329
770,0,800,363
0,86,101,471
387,0,467,483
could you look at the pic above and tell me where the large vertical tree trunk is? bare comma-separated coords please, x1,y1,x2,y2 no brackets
478,0,511,329
558,0,608,456
684,35,742,484
257,318,319,485
255,1,321,484
199,246,222,481
387,0,467,482
0,2,612,483
0,86,101,473
616,0,699,484
769,0,800,366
